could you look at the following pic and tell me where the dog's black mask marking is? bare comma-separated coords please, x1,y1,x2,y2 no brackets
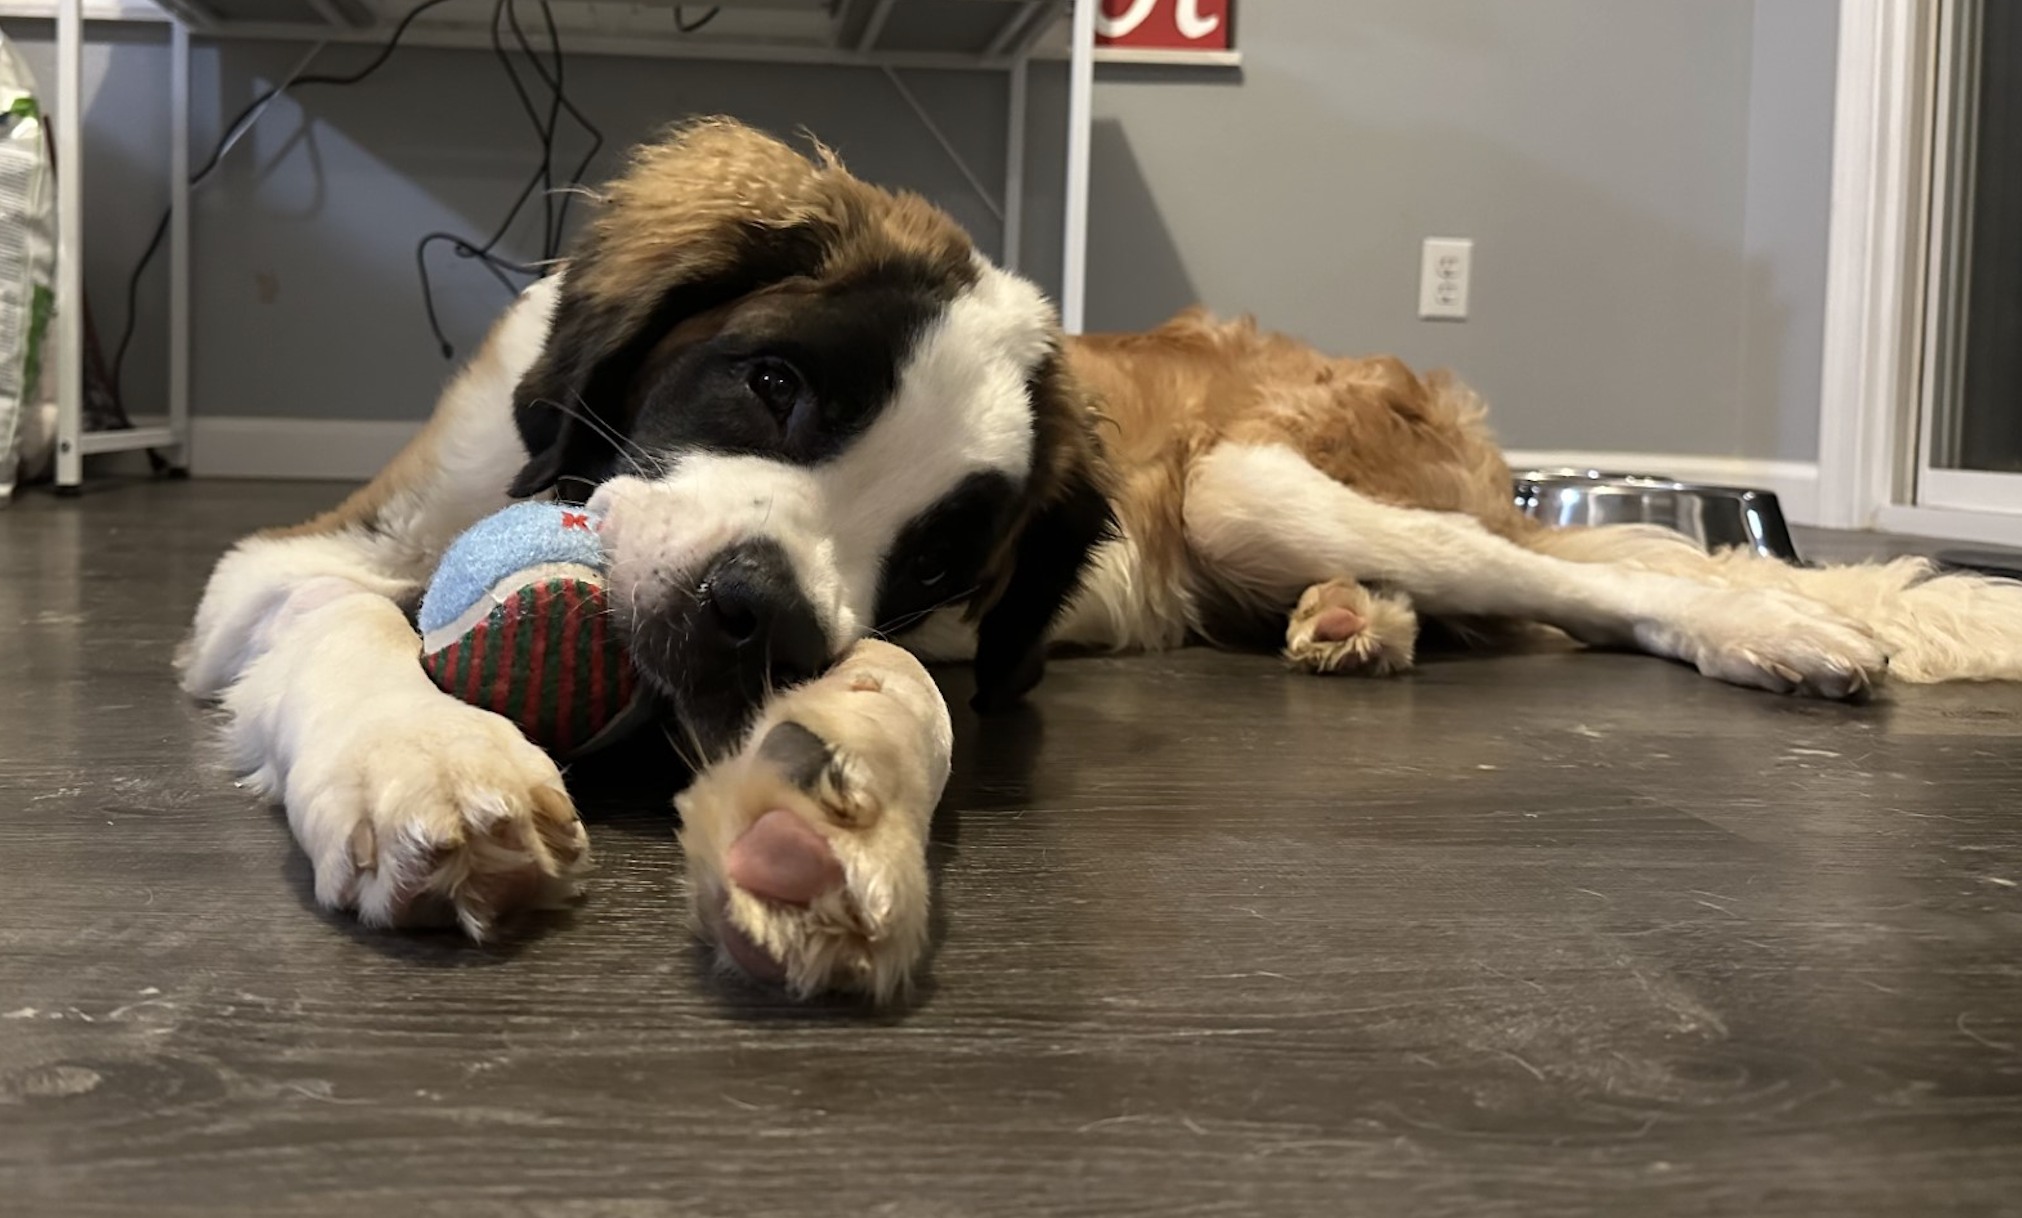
967,349,1117,713
623,275,945,472
508,224,827,499
510,252,966,498
972,461,1115,713
874,471,1020,635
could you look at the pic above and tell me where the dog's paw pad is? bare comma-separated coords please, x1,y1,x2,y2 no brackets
717,916,789,985
726,808,844,907
1310,605,1367,642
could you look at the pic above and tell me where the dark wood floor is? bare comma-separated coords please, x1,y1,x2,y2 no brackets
5,479,2021,1217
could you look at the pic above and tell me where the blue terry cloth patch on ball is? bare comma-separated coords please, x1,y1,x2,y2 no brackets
417,501,608,636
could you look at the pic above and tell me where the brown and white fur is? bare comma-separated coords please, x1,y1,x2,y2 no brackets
182,119,2022,1000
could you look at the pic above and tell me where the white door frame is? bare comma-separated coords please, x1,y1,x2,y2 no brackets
1817,0,2022,546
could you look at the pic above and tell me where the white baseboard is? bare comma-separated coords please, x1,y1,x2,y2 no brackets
187,417,422,481
1875,504,2022,550
171,421,1828,528
1503,450,1822,526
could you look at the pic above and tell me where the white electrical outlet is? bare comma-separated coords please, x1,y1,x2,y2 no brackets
1418,238,1472,320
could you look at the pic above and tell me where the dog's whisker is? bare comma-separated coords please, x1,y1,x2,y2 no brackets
528,394,652,479
868,587,975,642
563,389,651,462
573,396,658,475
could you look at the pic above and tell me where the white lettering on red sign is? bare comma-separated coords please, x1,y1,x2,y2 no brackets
1095,0,1157,38
1095,0,1230,49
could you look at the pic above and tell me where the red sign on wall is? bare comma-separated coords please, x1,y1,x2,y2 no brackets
1095,0,1234,53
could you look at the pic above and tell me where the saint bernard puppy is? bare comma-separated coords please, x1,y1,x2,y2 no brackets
182,119,2022,1000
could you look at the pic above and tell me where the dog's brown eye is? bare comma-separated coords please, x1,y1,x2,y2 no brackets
912,550,950,588
745,360,802,418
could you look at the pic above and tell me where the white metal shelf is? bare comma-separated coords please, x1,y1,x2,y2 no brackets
79,422,176,451
34,0,1112,489
45,0,190,487
157,0,1062,68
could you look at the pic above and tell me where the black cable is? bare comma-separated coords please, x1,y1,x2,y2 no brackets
415,231,540,355
532,0,602,260
549,93,602,254
114,0,610,389
111,211,172,408
527,1,564,257
676,7,721,34
414,148,548,357
496,0,561,258
414,0,603,357
112,0,467,402
497,0,604,258
110,0,463,408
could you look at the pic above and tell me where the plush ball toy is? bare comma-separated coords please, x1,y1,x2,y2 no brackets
418,501,651,758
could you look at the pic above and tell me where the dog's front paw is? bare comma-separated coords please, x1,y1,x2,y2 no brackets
1658,587,1888,700
1284,579,1418,676
676,641,951,1002
285,698,590,939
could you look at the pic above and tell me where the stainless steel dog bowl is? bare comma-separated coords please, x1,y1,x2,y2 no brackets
1512,468,1800,561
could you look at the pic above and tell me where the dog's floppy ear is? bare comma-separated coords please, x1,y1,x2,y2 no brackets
508,119,843,498
968,352,1116,712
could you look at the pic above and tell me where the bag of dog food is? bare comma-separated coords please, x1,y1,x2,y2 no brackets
0,31,55,504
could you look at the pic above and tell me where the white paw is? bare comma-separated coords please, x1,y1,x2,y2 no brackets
1660,587,1887,700
676,641,951,1002
283,698,590,939
1283,579,1418,677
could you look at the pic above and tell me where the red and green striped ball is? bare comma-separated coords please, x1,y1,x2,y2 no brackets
417,504,649,757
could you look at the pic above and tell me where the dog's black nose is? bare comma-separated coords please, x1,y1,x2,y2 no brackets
626,539,835,760
699,543,830,689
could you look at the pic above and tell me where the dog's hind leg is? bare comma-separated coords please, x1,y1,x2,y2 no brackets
1527,523,2022,683
181,279,590,939
1183,441,1886,700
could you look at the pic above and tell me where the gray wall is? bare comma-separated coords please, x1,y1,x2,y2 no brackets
1034,0,1839,462
4,0,1840,459
1,26,1015,423
1740,0,1841,463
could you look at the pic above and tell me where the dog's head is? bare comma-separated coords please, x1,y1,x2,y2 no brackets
509,119,1112,756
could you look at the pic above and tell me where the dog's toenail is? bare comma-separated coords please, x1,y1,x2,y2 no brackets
348,820,378,872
